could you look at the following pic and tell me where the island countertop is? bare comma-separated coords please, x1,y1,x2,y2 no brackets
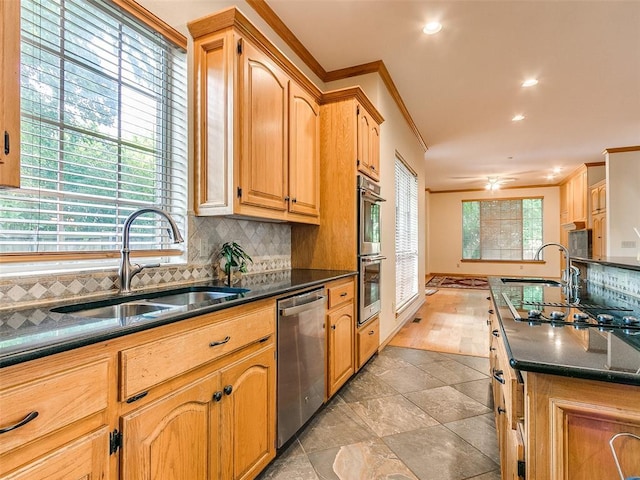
489,277,640,386
0,269,355,368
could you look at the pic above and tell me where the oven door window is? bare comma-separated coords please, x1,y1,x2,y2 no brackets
363,261,381,315
363,202,381,244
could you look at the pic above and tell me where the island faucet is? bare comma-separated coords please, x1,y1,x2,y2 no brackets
534,242,579,298
118,207,184,293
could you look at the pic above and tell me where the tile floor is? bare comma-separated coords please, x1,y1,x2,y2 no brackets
258,346,500,480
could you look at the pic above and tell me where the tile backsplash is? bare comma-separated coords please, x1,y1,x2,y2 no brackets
0,215,291,309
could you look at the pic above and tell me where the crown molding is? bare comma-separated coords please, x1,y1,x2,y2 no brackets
246,0,428,152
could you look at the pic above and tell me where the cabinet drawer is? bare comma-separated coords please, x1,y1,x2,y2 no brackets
357,317,379,369
496,339,524,430
0,360,109,456
120,303,275,399
327,280,355,309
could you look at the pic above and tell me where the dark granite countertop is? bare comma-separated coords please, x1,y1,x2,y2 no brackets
572,256,640,271
489,277,640,386
0,269,356,368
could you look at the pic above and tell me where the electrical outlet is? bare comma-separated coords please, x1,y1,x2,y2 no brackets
456,263,460,268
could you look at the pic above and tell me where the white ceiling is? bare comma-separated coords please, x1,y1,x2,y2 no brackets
266,0,640,191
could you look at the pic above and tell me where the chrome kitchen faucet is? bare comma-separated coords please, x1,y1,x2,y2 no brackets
534,242,580,301
118,207,184,293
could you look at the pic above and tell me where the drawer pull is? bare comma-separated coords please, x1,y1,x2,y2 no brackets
340,292,348,297
492,369,505,384
0,411,39,434
223,385,233,396
213,391,223,402
331,325,336,330
492,329,500,338
486,319,490,326
497,406,506,415
368,330,375,335
488,309,494,315
126,391,148,404
209,336,231,347
490,347,496,351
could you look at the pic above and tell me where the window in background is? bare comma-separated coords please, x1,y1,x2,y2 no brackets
462,198,543,261
0,0,187,262
395,154,419,311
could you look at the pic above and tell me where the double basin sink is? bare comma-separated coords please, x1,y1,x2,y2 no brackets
52,286,250,322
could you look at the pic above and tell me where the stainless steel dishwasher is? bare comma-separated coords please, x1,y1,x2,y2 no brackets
277,288,326,448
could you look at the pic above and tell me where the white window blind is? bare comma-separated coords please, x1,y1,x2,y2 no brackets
395,156,418,311
0,0,187,258
462,198,543,260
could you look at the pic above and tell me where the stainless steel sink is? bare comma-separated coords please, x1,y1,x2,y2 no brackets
51,285,250,320
501,277,562,287
70,302,175,319
150,291,236,305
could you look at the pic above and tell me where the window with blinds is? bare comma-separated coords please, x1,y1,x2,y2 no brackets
395,155,419,311
462,198,543,260
0,0,187,261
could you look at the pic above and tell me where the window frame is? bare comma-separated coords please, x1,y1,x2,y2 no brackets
0,0,188,267
461,196,544,262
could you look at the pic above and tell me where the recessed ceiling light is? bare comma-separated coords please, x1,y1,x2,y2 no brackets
522,78,538,87
512,114,525,122
423,21,442,35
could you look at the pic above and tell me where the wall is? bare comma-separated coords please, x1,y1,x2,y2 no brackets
606,148,640,257
427,186,561,278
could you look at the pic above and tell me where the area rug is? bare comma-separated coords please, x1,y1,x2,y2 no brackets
426,275,489,290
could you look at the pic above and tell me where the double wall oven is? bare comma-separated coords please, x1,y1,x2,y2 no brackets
358,176,385,326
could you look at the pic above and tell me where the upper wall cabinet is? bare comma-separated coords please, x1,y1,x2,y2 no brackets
0,0,21,188
357,105,381,182
188,9,320,224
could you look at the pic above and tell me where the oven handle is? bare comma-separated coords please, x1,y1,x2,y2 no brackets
359,189,386,203
361,255,386,264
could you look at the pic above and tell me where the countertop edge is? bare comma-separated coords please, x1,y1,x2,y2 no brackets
488,278,640,387
0,270,357,368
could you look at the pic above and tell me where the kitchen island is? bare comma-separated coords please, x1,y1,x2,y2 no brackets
488,276,640,479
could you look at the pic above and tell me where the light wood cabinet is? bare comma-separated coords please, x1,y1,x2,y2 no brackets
526,374,640,480
121,345,275,480
121,372,220,480
488,306,525,479
2,428,110,480
356,316,380,370
326,278,356,397
291,88,383,271
2,298,277,480
357,105,381,182
0,0,21,188
189,10,320,224
591,181,607,258
219,346,275,480
0,355,111,478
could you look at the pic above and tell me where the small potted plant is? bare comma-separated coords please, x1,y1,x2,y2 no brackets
218,242,253,286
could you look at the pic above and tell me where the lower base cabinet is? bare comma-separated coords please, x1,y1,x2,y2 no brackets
2,428,110,480
121,345,275,480
356,316,380,370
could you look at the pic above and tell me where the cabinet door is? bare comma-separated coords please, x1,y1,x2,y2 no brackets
3,427,109,480
220,346,275,480
368,123,380,181
356,106,372,176
0,0,21,188
288,82,320,218
356,316,379,370
239,40,288,212
121,372,220,480
328,302,355,396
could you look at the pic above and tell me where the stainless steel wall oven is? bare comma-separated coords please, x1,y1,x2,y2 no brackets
358,176,385,325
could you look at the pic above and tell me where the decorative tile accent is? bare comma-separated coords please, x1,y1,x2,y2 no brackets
1,214,291,309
